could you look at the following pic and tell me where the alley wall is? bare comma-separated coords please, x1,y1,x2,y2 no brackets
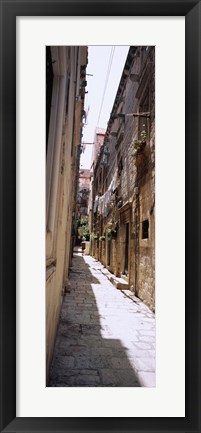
46,46,88,380
91,46,155,311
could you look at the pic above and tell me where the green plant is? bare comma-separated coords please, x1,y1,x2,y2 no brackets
77,218,81,227
132,129,147,157
110,193,116,204
140,128,147,142
116,179,121,188
90,232,98,240
107,228,117,240
82,224,90,241
99,235,105,241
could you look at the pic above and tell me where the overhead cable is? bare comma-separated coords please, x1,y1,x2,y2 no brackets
97,46,115,127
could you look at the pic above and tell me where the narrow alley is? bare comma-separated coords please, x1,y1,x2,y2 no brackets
46,46,155,387
49,247,155,387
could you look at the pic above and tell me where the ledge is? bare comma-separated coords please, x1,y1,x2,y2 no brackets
46,257,57,281
46,265,56,281
46,256,56,269
118,200,132,213
101,267,129,290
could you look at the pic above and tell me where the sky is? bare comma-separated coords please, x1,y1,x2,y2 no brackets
80,46,129,169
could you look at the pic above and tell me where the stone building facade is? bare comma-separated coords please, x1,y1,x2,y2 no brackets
46,46,88,380
88,127,105,245
91,46,155,311
91,127,106,167
77,168,91,220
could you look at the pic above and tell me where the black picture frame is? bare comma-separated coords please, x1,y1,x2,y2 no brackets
0,1,200,432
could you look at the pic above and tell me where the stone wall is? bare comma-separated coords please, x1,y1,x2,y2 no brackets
91,46,155,311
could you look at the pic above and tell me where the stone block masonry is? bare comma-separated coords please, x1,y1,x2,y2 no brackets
91,46,155,312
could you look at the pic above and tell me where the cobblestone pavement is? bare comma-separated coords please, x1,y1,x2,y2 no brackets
49,249,155,387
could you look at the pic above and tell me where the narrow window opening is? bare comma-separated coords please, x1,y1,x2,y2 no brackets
142,219,149,239
107,239,111,267
124,223,129,276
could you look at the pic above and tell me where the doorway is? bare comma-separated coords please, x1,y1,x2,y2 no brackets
124,223,129,276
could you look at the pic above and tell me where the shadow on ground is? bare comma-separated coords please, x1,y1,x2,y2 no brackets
48,251,142,387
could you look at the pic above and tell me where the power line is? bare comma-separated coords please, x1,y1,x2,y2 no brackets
97,46,115,127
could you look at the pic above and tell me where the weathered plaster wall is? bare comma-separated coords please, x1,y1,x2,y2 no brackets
46,46,88,380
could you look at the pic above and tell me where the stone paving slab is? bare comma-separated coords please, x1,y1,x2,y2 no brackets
49,250,155,387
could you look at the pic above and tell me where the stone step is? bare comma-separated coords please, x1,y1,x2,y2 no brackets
101,268,129,289
111,276,129,290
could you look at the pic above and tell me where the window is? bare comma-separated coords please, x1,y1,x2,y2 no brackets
124,223,129,276
117,152,123,176
107,239,111,267
99,169,102,193
142,219,149,239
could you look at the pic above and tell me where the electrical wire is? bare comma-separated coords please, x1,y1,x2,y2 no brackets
97,46,115,127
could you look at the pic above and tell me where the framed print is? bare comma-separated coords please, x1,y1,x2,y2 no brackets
0,0,201,432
